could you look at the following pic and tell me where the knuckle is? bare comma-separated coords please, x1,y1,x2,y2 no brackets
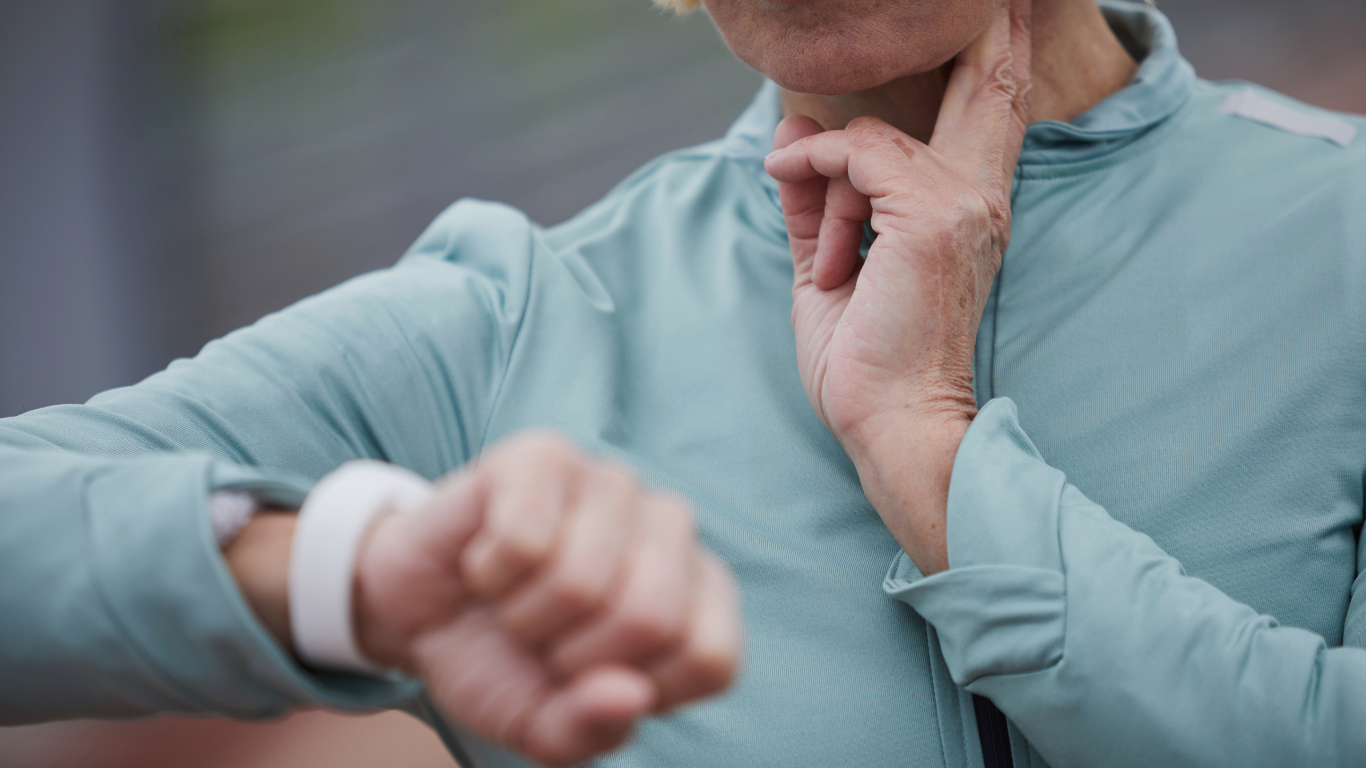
990,200,1011,234
845,124,886,148
654,494,698,535
944,189,994,233
546,571,602,615
981,55,1018,100
973,188,1011,239
620,619,671,656
510,429,580,466
617,604,682,656
540,437,581,468
591,460,640,494
845,115,886,134
494,529,550,573
682,645,738,696
962,189,993,220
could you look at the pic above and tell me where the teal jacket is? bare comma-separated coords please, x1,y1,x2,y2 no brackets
3,2,1366,766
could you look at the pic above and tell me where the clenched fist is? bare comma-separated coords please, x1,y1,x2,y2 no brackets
352,432,743,767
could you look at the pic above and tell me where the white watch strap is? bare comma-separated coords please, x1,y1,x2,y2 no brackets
289,460,435,674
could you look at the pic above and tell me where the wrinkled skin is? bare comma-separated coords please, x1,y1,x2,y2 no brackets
761,0,1033,575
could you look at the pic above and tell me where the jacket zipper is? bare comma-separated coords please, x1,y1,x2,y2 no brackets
973,695,1013,768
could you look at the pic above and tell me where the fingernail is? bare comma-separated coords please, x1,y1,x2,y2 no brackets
764,150,779,163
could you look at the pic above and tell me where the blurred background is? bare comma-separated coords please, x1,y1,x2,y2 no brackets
0,0,1362,766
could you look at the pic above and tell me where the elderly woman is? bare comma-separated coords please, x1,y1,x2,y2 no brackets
3,0,1366,766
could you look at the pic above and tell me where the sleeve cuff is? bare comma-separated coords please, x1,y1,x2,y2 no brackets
882,398,1067,686
91,455,420,717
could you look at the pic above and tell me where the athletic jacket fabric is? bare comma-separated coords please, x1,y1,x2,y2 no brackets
3,2,1365,765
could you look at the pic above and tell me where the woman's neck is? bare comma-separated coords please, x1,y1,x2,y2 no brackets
781,0,1137,142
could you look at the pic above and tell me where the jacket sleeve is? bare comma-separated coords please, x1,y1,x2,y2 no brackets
884,398,1366,768
0,199,535,724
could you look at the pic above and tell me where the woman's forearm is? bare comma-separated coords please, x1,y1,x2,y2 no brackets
887,399,1366,767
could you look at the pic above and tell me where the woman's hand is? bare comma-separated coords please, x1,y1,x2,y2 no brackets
352,433,742,768
764,0,1031,575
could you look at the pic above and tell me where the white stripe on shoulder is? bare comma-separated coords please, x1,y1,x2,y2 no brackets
1220,88,1357,148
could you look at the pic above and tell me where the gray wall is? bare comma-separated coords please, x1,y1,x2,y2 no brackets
0,1,197,417
0,0,759,417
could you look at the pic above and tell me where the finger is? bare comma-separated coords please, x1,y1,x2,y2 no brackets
548,495,697,675
930,0,1031,192
814,176,871,290
460,432,579,598
395,466,487,573
771,115,828,283
766,129,856,185
411,607,651,767
521,665,656,768
496,464,637,647
768,121,923,202
647,552,744,712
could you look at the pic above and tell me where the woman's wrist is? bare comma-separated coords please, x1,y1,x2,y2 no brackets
844,401,973,577
837,379,976,464
223,512,298,653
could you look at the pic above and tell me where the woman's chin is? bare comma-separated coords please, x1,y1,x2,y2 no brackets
764,63,896,96
751,46,941,96
706,0,993,97
723,21,964,96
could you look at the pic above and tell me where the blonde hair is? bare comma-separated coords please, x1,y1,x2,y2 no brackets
653,0,702,13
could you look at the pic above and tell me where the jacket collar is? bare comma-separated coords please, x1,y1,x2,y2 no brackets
723,0,1196,194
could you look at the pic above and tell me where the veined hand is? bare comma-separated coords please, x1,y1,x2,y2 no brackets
764,0,1032,575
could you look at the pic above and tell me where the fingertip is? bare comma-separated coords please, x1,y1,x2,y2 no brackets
773,114,824,151
763,146,801,181
812,260,851,292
